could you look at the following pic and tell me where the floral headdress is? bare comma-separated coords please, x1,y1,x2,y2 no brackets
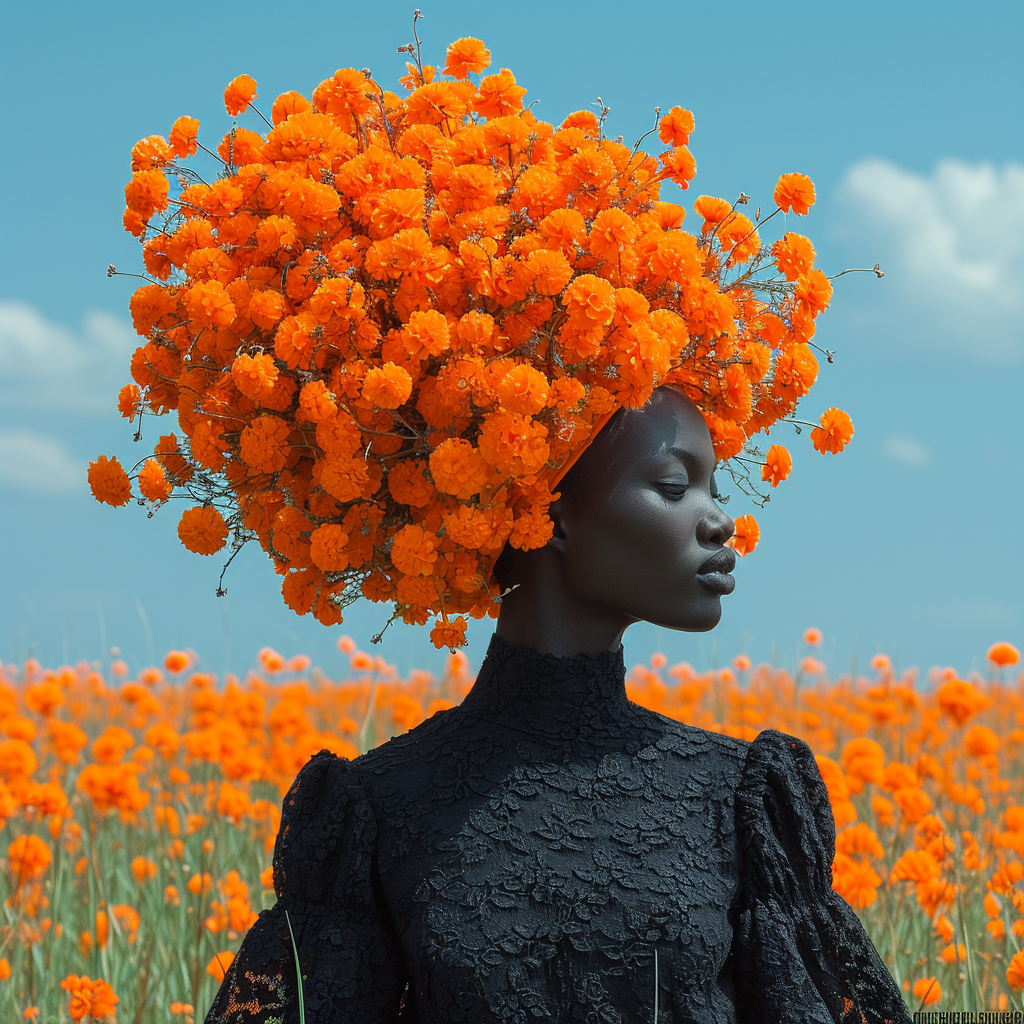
90,29,860,648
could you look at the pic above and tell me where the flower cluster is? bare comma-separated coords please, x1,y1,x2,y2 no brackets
90,34,851,646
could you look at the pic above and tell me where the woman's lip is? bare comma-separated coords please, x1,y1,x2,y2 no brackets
696,570,735,595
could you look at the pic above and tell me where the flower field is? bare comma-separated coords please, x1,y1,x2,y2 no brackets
0,633,1021,1022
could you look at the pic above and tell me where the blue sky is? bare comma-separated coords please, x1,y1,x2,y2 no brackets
1,0,1021,679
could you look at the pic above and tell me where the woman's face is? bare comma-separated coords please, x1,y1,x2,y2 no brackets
551,387,737,632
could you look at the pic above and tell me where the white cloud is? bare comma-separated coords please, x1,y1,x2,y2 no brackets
0,301,136,414
838,158,1024,361
0,429,84,494
882,433,931,468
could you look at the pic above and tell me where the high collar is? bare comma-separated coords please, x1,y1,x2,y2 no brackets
460,633,629,729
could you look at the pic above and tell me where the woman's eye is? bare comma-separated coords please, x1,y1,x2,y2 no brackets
657,481,688,498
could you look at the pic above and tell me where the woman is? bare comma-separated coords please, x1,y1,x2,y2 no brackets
205,386,911,1023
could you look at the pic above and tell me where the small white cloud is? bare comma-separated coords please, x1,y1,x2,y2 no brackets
0,429,85,493
0,301,136,414
882,433,931,468
838,158,1024,361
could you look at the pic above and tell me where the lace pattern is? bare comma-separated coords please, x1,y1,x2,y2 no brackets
206,634,910,1024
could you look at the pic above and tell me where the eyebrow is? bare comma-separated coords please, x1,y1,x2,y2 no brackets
664,446,718,486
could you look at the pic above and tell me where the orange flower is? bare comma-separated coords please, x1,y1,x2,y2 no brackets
444,37,491,78
95,910,109,949
658,106,695,146
1008,950,1024,991
310,524,350,572
771,232,815,281
178,506,228,556
760,445,792,487
362,363,413,409
430,616,468,651
111,904,140,943
774,172,816,215
803,627,823,645
391,525,438,577
7,834,51,885
831,853,881,910
163,650,190,674
726,515,759,557
206,951,235,983
239,415,291,474
693,195,733,234
429,439,490,500
169,115,200,158
138,459,172,503
88,455,132,507
131,856,157,884
96,39,852,645
795,269,833,313
911,977,941,1006
224,74,258,116
988,642,1020,668
59,975,119,1023
118,383,141,419
810,408,854,455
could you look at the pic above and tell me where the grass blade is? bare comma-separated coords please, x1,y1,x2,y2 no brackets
285,909,306,1024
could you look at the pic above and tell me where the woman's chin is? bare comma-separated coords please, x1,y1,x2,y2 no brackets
646,599,724,633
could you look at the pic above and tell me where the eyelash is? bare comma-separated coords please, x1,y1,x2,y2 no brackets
657,482,688,498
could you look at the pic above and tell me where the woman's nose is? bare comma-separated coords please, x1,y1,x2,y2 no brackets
698,502,734,546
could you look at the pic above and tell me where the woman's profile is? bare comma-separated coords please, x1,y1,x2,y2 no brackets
205,386,910,1023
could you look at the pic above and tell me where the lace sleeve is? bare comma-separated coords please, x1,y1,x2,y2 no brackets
204,750,408,1024
731,730,911,1024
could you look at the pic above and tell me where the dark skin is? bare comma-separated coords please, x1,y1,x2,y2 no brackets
494,387,736,657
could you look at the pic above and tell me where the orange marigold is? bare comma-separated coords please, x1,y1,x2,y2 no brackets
1008,950,1024,991
988,642,1020,668
206,951,235,983
177,506,228,556
760,444,792,488
169,115,200,158
309,524,350,572
429,438,489,500
810,408,854,455
239,415,291,474
443,37,492,79
362,362,413,409
59,975,119,1023
88,455,132,507
911,977,941,1006
430,616,468,651
774,172,816,215
658,106,695,146
772,232,816,281
138,459,172,503
726,515,759,557
390,524,438,577
118,384,141,419
224,74,258,116
7,834,52,882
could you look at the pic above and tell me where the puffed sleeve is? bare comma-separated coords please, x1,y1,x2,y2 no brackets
731,730,911,1024
205,750,408,1024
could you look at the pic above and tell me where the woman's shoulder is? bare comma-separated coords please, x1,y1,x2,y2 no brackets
633,704,752,765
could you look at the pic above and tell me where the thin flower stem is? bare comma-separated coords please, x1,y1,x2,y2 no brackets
829,265,884,280
249,102,274,130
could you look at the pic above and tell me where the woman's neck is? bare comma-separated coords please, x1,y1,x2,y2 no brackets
494,547,632,657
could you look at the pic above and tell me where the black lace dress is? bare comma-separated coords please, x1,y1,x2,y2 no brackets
205,634,911,1024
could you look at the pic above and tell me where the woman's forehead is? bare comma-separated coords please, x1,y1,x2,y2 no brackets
620,390,715,469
